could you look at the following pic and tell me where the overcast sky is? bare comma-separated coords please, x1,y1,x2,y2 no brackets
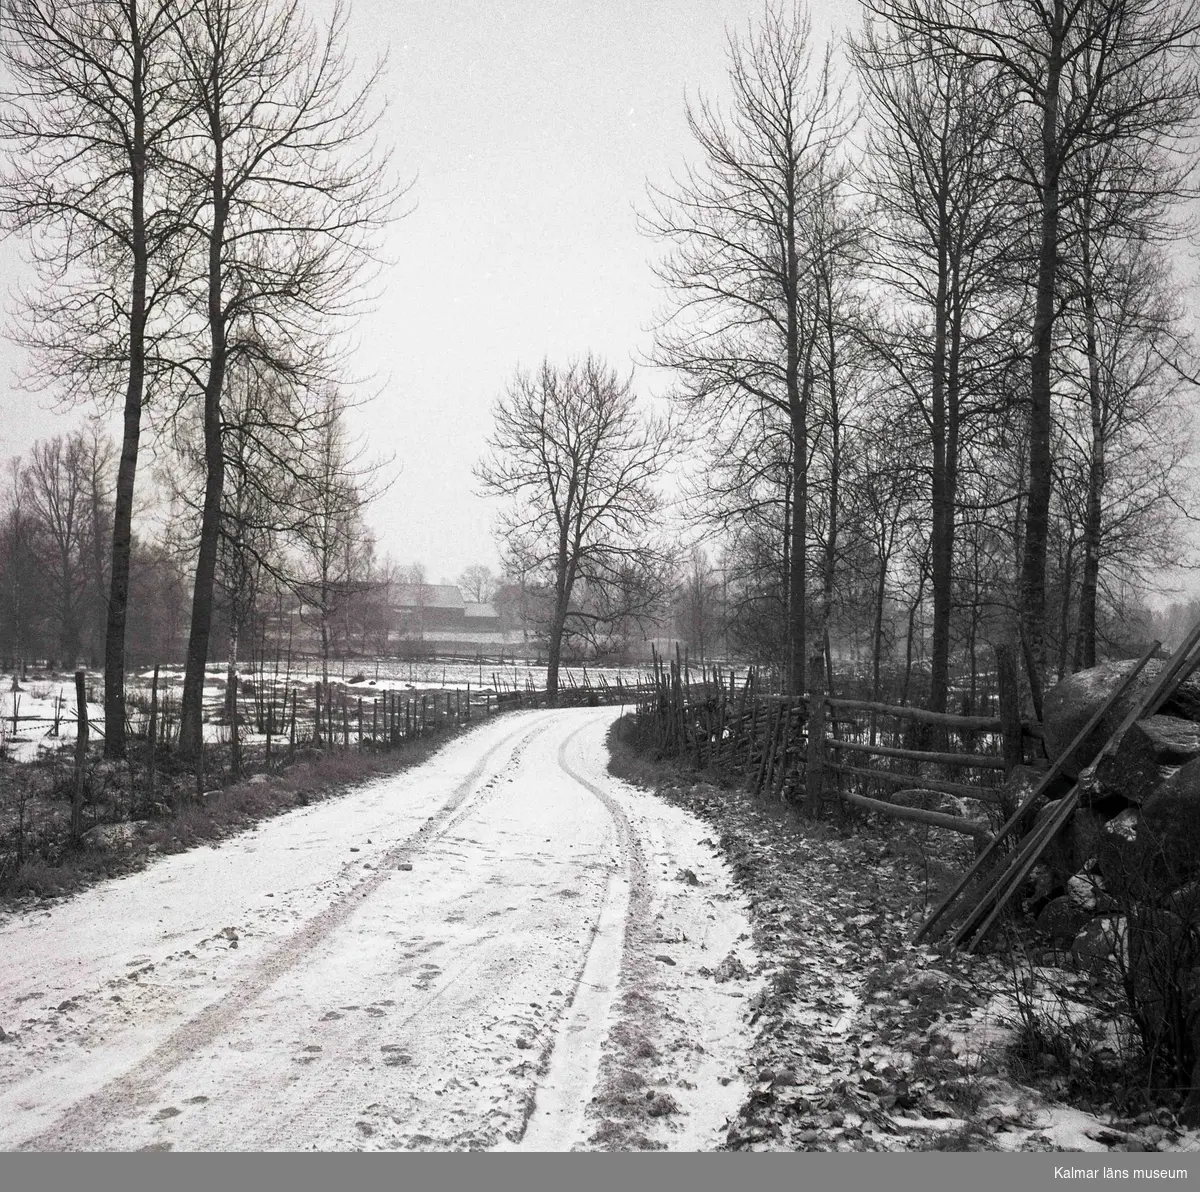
0,0,859,586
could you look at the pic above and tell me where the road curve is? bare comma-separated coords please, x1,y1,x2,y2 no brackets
0,706,759,1151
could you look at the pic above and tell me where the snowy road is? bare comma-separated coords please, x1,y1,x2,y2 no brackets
0,707,759,1151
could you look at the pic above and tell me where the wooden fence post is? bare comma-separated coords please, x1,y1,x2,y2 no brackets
71,669,88,845
804,650,827,817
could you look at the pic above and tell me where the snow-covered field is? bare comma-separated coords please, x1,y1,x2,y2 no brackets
0,661,654,764
0,706,758,1151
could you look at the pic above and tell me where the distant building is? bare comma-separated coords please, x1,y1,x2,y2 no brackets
391,583,466,633
463,601,500,629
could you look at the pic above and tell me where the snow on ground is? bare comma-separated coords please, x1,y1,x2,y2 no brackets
0,706,755,1152
639,772,1200,1154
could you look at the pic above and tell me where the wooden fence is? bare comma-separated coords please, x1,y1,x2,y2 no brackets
632,649,1042,838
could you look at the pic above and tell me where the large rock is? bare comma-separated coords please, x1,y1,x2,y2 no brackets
1036,895,1090,945
1029,799,1103,882
1072,916,1127,973
1136,761,1200,885
1043,659,1200,780
1093,714,1200,804
82,821,149,851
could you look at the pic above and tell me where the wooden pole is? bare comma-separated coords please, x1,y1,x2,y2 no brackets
71,669,88,845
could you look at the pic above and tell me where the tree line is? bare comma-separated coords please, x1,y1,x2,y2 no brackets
478,0,1200,711
0,0,400,757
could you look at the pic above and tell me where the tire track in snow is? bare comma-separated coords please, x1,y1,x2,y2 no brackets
516,717,652,1150
15,714,557,1152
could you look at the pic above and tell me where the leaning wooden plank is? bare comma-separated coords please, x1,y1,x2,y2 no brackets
838,788,991,840
829,762,1003,803
914,635,1164,943
950,785,1083,949
825,737,1008,770
958,789,1082,951
961,627,1200,951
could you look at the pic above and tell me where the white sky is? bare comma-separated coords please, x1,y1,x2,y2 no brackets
0,0,859,585
2,0,1196,604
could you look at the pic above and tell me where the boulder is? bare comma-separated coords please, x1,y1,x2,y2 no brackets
1072,916,1127,973
1142,760,1200,839
1043,659,1200,780
996,763,1068,816
1071,807,1105,872
1135,762,1200,885
1093,714,1200,804
1032,798,1080,883
1104,808,1141,843
1036,895,1090,945
82,821,149,851
1067,868,1116,913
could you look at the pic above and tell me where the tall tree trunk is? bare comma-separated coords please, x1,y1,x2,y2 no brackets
103,22,148,758
178,110,227,757
870,544,889,745
929,223,953,717
1019,1,1065,722
226,607,241,777
821,276,840,683
788,361,811,697
1075,223,1104,671
1057,535,1076,680
545,511,578,708
901,558,928,707
545,604,568,707
89,456,109,667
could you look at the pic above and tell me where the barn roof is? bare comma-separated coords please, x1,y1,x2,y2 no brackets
391,583,465,610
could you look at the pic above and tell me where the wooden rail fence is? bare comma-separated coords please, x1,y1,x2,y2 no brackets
632,647,1042,838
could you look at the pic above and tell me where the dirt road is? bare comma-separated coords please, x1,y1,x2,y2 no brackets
0,707,758,1151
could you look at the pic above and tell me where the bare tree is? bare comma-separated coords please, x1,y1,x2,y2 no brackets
0,459,44,675
293,390,376,683
458,564,498,604
171,0,398,755
643,1,848,695
1,0,196,754
853,9,1019,715
22,432,114,667
476,356,673,705
864,0,1200,711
